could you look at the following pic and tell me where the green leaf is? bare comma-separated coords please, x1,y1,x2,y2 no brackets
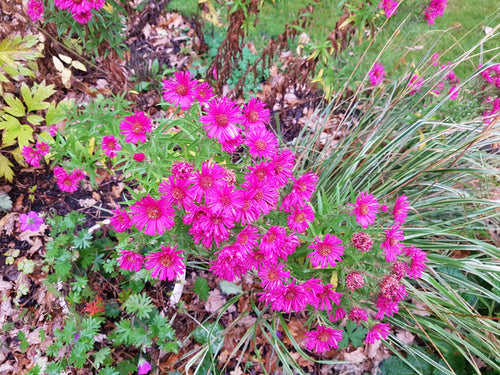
3,93,25,117
17,330,29,352
93,347,111,369
21,82,55,112
0,190,12,210
27,114,44,125
194,276,210,301
193,322,224,354
219,280,242,296
0,154,14,182
17,124,34,148
45,99,73,126
122,293,154,319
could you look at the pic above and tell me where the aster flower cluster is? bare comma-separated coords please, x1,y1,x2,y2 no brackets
22,141,51,167
54,0,105,24
478,64,500,124
54,166,85,193
424,0,448,25
368,62,386,86
27,0,44,21
87,71,429,355
378,0,398,18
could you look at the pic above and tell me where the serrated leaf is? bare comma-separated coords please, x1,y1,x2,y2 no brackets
52,56,65,72
12,147,28,166
27,114,44,125
17,125,34,148
58,54,72,64
219,280,242,296
93,347,111,369
45,99,73,126
24,81,55,112
194,276,210,301
3,93,25,117
71,60,87,72
0,191,12,210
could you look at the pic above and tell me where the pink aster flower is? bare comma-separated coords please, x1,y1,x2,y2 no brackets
236,225,260,254
314,284,343,311
346,272,364,292
424,0,447,25
189,161,227,202
110,208,132,232
171,161,194,179
366,323,391,344
54,166,82,193
330,307,346,322
145,245,185,281
369,62,386,86
138,358,151,375
192,210,234,248
162,71,198,110
159,176,194,210
206,185,237,217
101,135,121,158
19,211,43,232
195,82,215,104
27,0,44,21
120,111,152,144
378,0,398,18
287,204,315,233
380,224,404,262
380,275,406,301
403,246,428,279
210,245,247,282
304,325,343,354
241,97,271,130
246,161,277,187
307,233,344,268
376,295,400,320
245,127,278,159
270,150,295,187
392,194,410,224
258,263,291,291
133,153,146,162
348,307,368,325
260,225,288,260
271,282,308,313
291,171,319,203
408,74,424,95
129,195,175,236
352,232,374,252
232,189,259,225
35,141,50,156
200,97,243,144
22,145,41,167
349,192,379,228
449,86,460,100
247,182,279,216
118,250,143,272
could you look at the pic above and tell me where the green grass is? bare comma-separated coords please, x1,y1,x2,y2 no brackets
165,0,499,82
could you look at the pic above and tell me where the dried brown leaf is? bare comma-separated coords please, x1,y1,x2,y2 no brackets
204,289,226,313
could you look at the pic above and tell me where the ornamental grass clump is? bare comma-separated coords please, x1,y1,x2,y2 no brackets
52,70,428,357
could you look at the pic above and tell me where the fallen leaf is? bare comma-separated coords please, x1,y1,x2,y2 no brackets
204,289,226,313
365,340,391,361
0,212,17,235
343,346,366,363
230,366,244,375
112,183,125,198
396,329,415,345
